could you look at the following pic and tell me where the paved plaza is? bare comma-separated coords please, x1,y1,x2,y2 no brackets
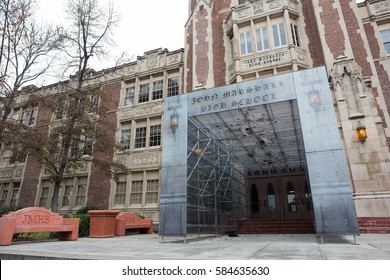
1,233,390,260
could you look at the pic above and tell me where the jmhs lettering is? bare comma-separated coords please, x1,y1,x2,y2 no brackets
22,214,50,224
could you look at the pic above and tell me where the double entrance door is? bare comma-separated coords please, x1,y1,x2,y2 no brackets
248,175,312,220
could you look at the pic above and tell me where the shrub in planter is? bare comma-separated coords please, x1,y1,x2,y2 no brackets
76,205,99,215
0,205,22,216
74,214,90,237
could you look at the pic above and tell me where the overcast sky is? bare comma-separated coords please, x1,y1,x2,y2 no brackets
36,0,366,84
37,0,188,73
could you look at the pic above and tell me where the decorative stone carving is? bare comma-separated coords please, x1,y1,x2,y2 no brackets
0,170,12,179
168,54,180,65
14,168,23,178
252,0,264,14
330,57,366,119
238,8,250,18
373,2,390,14
120,103,163,120
132,152,160,167
289,0,298,10
268,0,282,9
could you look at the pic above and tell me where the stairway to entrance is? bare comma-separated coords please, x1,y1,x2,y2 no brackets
237,219,315,234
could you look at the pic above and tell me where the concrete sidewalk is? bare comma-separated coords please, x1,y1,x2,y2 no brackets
1,234,390,260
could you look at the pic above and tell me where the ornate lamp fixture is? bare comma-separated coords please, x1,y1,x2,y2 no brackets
356,121,367,143
307,89,321,111
170,110,179,132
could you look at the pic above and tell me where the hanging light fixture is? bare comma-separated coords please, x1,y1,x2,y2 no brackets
307,89,321,111
170,110,179,132
356,120,367,143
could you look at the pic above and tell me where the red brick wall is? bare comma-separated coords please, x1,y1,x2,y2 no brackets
339,0,372,76
319,0,346,60
212,0,231,87
364,22,390,148
301,0,325,66
19,104,52,207
195,6,210,86
186,19,194,92
87,82,121,209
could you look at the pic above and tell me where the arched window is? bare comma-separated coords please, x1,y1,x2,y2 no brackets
267,183,276,213
287,181,297,212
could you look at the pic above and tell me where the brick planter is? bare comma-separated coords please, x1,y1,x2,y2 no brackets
88,210,119,238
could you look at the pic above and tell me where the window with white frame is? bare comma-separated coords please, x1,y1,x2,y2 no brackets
135,127,147,149
139,84,149,103
149,125,161,147
39,186,50,207
114,181,126,205
272,23,287,48
0,183,10,207
146,179,159,204
83,136,94,155
61,185,73,207
240,30,253,55
20,108,37,126
291,24,301,47
167,77,179,97
124,87,135,106
229,35,235,62
152,80,163,100
9,182,20,206
75,184,87,207
71,136,80,158
130,179,143,205
380,29,390,54
256,26,270,51
120,129,131,150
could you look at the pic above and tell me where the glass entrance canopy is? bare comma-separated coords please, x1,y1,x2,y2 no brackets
159,67,359,240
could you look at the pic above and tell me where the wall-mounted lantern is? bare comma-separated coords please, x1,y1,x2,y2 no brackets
307,89,321,111
170,110,179,132
356,120,367,143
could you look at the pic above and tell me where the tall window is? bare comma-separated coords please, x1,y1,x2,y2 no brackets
272,23,287,47
291,24,300,47
240,31,253,55
130,180,143,204
152,80,163,100
286,181,297,212
83,136,94,155
267,183,276,213
124,87,135,106
20,108,37,126
28,108,37,126
380,29,390,54
146,180,159,204
256,27,270,51
135,127,147,148
167,77,179,97
75,184,87,207
114,181,126,205
9,183,20,206
120,129,131,150
149,125,161,147
0,184,9,207
61,185,73,207
139,84,149,103
39,186,50,207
